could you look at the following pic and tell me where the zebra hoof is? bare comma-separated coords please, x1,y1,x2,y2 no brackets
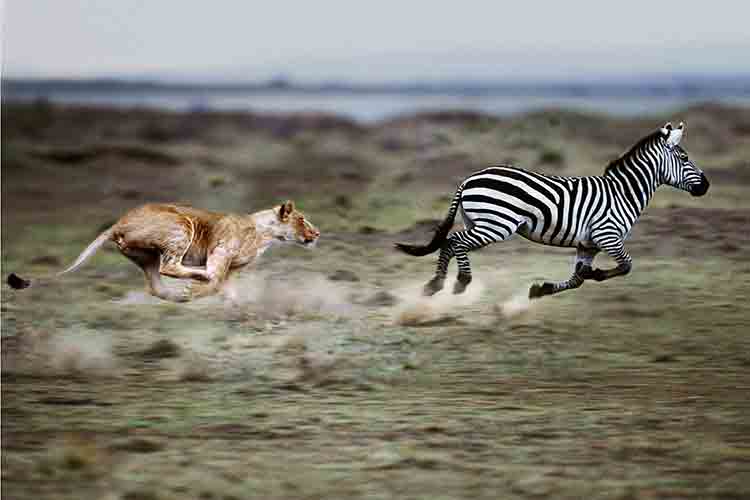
591,269,608,281
453,273,472,294
423,278,445,297
575,263,593,279
576,264,606,281
529,282,554,299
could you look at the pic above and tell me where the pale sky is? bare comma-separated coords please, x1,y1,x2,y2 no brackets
2,0,749,82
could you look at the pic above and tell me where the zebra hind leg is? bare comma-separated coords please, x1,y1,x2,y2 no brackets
452,226,515,294
423,242,454,296
453,243,473,294
423,275,445,296
451,227,507,294
424,227,507,296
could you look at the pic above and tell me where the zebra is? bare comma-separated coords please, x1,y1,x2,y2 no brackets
395,122,710,299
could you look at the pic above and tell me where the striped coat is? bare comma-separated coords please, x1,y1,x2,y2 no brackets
396,122,710,298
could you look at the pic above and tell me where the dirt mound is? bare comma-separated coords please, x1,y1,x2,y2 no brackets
380,110,501,128
706,161,750,185
30,145,181,166
247,150,374,204
635,208,750,258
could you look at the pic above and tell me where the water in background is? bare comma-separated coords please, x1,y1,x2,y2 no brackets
4,86,750,122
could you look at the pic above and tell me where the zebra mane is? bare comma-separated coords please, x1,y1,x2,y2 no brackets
604,130,664,176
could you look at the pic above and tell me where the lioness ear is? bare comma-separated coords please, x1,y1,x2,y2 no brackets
278,200,295,221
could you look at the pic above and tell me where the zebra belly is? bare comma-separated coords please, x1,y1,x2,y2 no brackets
517,224,590,248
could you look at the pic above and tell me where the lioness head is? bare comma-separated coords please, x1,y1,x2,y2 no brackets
274,200,320,248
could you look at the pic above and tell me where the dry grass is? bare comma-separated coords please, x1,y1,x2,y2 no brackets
2,328,120,378
3,103,750,500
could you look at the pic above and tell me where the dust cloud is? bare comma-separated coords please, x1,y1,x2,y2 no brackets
393,276,485,326
2,328,119,378
226,271,357,319
496,289,536,319
114,271,359,320
107,270,366,382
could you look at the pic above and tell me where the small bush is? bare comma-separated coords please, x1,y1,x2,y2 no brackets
538,148,565,168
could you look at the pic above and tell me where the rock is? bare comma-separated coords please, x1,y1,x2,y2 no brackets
111,437,165,453
31,255,62,266
328,269,360,282
333,194,353,209
358,225,381,235
651,353,677,363
138,339,181,359
363,291,399,307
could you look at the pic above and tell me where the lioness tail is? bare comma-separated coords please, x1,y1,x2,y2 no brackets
7,227,114,290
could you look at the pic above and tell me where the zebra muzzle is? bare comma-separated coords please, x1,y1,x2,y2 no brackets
690,175,710,197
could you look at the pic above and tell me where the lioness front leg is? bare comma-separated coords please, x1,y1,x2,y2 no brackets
185,245,235,300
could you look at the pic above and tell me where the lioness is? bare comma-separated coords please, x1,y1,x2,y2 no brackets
7,201,320,302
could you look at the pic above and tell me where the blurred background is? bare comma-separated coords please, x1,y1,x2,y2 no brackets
2,2,750,500
3,0,750,120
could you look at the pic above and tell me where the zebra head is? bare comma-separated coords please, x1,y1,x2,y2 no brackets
659,122,710,197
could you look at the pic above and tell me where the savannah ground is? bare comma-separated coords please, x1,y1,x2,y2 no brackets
2,102,750,499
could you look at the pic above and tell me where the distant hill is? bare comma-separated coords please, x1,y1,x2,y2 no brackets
3,75,750,98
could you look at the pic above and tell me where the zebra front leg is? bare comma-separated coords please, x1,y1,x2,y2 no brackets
529,244,599,299
578,235,632,282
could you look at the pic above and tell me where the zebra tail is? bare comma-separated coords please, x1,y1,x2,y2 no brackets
6,227,114,290
395,184,464,257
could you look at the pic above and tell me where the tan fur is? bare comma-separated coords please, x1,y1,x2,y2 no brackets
7,201,320,302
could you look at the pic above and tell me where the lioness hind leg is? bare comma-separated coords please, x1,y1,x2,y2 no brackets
144,262,190,302
121,246,188,302
124,220,210,282
120,245,158,268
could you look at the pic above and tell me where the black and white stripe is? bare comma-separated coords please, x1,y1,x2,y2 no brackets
396,122,710,298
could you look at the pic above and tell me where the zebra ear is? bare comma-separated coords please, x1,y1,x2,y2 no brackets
660,122,673,137
666,123,684,147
